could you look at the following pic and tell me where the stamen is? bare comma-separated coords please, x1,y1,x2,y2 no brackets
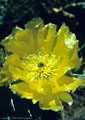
23,52,60,81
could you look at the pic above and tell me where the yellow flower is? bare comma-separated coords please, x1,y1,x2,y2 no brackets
0,18,83,111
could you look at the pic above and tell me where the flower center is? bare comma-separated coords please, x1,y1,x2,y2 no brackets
23,52,60,81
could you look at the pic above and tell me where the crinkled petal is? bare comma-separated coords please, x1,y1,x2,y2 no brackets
57,92,73,106
54,56,71,79
66,77,83,92
39,96,63,111
3,54,23,68
0,76,10,86
11,26,23,36
25,18,44,30
25,18,44,50
37,23,57,53
53,23,81,68
49,76,68,93
0,55,22,86
0,54,24,85
8,65,28,81
10,81,44,104
10,82,33,99
57,75,83,92
25,18,57,53
1,29,35,57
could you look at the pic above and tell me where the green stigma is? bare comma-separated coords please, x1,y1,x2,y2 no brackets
38,62,44,67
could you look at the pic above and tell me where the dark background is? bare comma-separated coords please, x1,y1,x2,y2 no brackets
0,0,85,120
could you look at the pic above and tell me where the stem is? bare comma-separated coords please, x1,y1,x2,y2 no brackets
64,2,85,9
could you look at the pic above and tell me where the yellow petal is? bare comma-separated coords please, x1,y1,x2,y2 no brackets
28,79,44,93
25,17,44,30
68,42,82,68
0,77,10,86
0,54,24,85
25,18,44,50
53,23,81,68
37,23,57,53
8,65,28,81
47,76,66,94
3,54,23,68
10,82,33,99
54,56,71,79
57,92,73,106
39,96,63,111
10,81,44,104
1,29,35,57
57,75,74,86
11,26,23,36
57,75,83,92
25,18,57,53
66,77,83,92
